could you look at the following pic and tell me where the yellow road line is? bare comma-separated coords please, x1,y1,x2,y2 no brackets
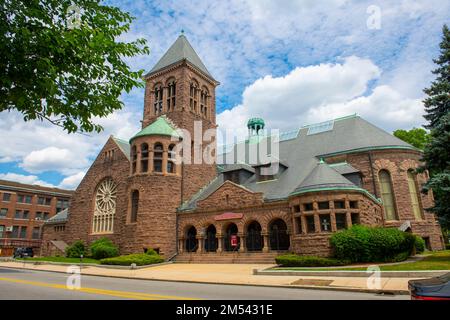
0,277,199,300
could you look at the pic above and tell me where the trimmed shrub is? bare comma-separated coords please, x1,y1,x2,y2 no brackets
414,236,426,253
100,253,164,266
330,225,415,263
145,248,158,255
275,254,349,267
65,240,86,258
90,238,119,260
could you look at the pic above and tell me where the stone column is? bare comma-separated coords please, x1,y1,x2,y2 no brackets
346,212,353,228
217,236,223,253
179,239,184,253
330,213,337,232
239,234,246,253
198,237,204,253
262,233,269,253
314,214,321,233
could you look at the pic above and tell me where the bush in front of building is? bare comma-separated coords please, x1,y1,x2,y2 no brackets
330,225,416,263
145,248,158,255
275,254,349,267
100,253,164,266
65,240,87,258
414,236,426,254
89,237,119,260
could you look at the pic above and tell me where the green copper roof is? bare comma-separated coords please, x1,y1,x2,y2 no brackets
129,116,181,143
146,34,214,79
247,118,265,129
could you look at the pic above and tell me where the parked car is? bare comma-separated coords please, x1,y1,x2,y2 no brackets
13,247,34,258
409,273,450,300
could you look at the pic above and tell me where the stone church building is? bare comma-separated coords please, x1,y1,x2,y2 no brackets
41,34,444,262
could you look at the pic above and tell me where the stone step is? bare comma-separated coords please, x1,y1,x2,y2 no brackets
174,252,281,264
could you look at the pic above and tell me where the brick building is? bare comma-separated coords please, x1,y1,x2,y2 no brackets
0,180,73,256
41,34,444,262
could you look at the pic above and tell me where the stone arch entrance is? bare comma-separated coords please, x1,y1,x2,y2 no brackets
185,226,198,252
204,224,218,252
269,219,290,251
246,221,263,251
224,223,240,252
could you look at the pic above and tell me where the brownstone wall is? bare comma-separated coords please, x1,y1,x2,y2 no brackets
325,149,444,250
61,137,130,250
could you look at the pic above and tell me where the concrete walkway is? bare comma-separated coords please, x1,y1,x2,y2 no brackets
0,261,419,294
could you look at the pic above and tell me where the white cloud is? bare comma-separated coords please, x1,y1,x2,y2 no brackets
217,56,424,143
0,173,55,188
58,171,86,190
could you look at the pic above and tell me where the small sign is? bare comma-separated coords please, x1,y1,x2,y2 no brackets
231,235,238,247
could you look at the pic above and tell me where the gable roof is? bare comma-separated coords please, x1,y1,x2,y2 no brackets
129,116,181,143
181,114,414,211
112,137,130,160
146,34,215,80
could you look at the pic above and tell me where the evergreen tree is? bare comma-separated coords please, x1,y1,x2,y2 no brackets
423,25,450,129
421,25,450,229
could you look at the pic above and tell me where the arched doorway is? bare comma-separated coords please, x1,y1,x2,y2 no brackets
185,226,198,252
204,225,218,252
246,221,263,251
269,219,290,251
224,223,240,252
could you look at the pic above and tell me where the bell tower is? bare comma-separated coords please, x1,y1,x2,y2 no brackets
142,33,220,201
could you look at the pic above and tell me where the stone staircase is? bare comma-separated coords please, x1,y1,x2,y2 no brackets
174,251,282,264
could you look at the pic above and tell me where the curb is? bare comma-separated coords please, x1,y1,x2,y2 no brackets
0,264,409,296
10,259,172,270
253,269,449,278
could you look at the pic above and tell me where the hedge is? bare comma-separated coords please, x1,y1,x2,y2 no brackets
90,238,119,260
414,236,426,253
100,253,164,266
330,225,415,263
65,240,86,258
145,248,158,255
275,254,349,267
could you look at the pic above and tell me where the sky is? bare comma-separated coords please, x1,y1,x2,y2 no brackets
0,0,449,190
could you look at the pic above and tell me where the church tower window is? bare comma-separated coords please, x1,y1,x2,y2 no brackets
153,143,163,173
167,79,176,111
167,144,176,174
407,170,422,220
141,143,149,173
130,190,139,223
189,81,199,113
200,87,208,118
154,84,163,115
92,179,117,234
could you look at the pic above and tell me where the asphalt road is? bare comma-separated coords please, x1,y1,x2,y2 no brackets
0,267,408,300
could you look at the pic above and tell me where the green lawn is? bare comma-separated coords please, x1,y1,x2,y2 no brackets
16,256,100,264
274,250,450,271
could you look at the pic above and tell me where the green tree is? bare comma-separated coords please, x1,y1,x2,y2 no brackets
420,25,450,229
0,0,149,133
393,128,430,150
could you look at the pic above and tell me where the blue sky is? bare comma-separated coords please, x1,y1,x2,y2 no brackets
0,0,449,189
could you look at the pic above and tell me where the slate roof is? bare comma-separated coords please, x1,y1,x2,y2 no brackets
180,114,416,211
45,208,69,224
145,34,215,80
113,137,131,160
129,116,181,143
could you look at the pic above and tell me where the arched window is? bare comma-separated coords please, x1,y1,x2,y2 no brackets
153,84,163,114
131,145,137,174
269,219,290,250
189,81,198,113
167,79,176,111
130,190,139,223
92,179,117,234
200,87,208,118
379,170,398,221
407,170,422,220
140,143,149,173
167,144,176,174
153,143,163,173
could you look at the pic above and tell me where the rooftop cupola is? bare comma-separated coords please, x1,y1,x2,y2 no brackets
247,118,265,136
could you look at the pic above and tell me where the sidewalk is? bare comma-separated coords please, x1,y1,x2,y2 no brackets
0,261,419,294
